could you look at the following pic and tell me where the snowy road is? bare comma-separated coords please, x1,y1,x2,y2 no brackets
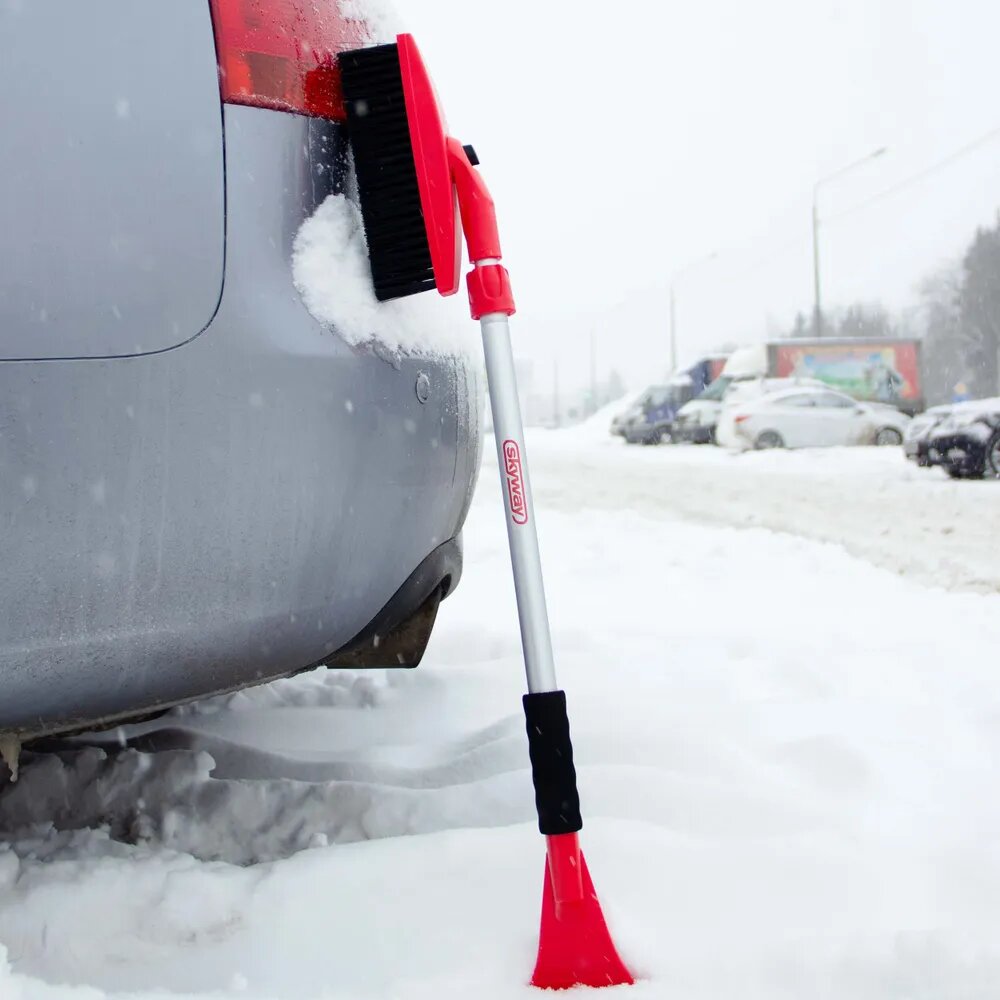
533,430,1000,593
3,429,1000,998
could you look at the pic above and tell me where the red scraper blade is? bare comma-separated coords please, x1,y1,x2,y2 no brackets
531,834,634,990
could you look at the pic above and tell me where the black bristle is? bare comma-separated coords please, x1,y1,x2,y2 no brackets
338,44,435,302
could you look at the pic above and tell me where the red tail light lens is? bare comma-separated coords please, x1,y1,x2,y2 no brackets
208,0,369,122
734,414,750,424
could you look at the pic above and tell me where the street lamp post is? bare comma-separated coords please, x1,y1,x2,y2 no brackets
669,284,677,375
552,358,560,428
669,250,718,374
589,329,597,416
812,146,887,336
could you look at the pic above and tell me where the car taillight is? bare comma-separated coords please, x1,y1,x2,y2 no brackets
208,0,369,122
734,414,750,424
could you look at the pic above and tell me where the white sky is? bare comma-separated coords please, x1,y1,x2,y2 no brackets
396,0,1000,393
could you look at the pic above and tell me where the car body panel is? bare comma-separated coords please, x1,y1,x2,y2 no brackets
0,0,225,359
0,107,483,736
808,392,870,446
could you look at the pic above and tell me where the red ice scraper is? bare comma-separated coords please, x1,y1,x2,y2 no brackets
337,34,633,990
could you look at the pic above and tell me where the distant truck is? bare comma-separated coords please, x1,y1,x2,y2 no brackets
616,356,728,444
675,338,923,443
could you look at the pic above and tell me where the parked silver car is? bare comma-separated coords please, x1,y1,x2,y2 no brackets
0,1,482,739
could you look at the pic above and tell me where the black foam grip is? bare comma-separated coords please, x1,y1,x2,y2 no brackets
523,690,583,836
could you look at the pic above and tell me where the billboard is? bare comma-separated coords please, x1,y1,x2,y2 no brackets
771,340,921,404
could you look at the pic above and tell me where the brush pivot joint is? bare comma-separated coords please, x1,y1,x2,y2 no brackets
449,141,515,318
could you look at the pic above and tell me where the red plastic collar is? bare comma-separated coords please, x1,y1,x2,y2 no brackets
466,263,515,320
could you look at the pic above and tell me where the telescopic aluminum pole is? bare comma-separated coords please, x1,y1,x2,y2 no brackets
479,310,557,695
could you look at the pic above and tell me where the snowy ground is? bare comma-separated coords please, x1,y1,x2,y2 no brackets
542,421,1000,594
3,425,1000,998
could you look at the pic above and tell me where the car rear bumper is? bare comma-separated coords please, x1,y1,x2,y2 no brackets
0,107,483,737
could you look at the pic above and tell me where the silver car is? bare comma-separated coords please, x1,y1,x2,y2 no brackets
0,1,482,739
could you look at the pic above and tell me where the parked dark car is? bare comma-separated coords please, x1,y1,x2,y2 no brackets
622,385,685,444
903,405,952,466
927,402,1000,479
0,1,481,741
622,358,724,445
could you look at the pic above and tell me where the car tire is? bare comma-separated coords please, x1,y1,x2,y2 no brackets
654,427,674,445
754,430,784,450
875,427,903,447
986,431,1000,478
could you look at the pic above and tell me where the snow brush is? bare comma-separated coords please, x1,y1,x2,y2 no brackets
338,35,633,991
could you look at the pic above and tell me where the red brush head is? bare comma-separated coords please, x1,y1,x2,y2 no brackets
340,33,513,312
397,34,461,297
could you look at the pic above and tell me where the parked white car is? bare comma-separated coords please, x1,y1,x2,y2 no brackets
724,387,911,450
714,377,827,448
678,375,828,445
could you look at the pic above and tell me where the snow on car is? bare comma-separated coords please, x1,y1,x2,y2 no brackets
722,386,910,450
920,397,1000,479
